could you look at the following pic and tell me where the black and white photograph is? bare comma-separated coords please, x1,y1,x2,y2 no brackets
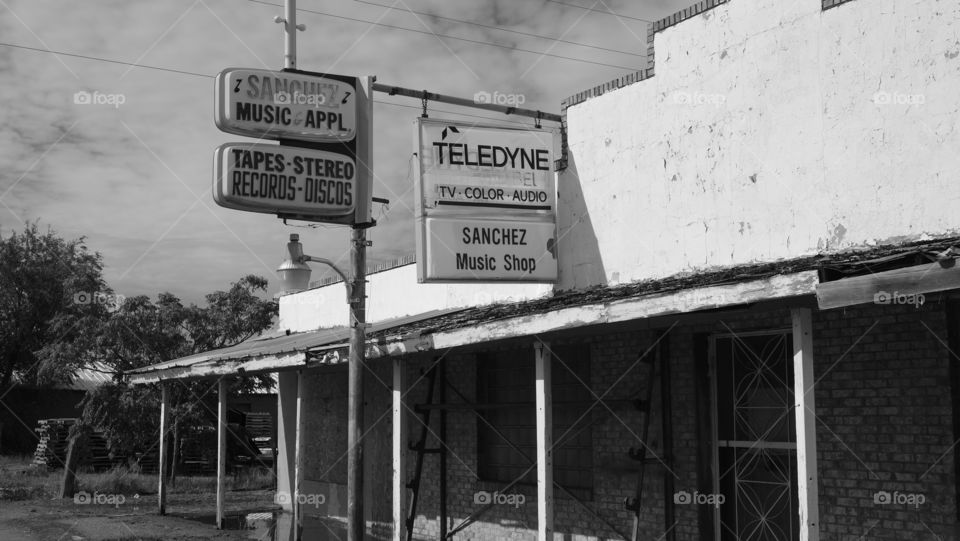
0,0,958,539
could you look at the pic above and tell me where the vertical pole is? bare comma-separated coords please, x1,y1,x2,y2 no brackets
283,0,297,69
295,370,305,536
392,359,407,541
439,359,448,539
659,335,675,541
217,378,228,529
158,383,170,515
347,74,374,541
534,341,554,541
791,308,819,541
347,226,367,541
277,372,299,513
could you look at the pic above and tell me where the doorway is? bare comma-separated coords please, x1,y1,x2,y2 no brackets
711,330,799,541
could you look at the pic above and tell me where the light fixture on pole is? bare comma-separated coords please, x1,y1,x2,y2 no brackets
277,234,352,301
277,231,368,541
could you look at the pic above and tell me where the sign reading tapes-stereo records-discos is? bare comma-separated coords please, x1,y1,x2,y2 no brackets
215,68,358,142
214,143,356,217
415,118,558,282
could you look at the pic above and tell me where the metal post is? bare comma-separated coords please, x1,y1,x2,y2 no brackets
347,224,367,541
216,378,228,529
158,383,170,515
283,0,297,69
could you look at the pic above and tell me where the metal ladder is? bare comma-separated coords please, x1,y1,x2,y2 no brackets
623,333,675,541
405,364,442,541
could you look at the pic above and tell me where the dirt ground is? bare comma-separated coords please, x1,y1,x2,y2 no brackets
0,490,281,541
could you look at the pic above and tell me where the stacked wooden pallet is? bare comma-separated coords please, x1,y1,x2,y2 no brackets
244,412,274,457
84,431,113,471
32,418,75,469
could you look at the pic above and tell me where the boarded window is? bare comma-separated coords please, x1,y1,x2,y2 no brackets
476,344,593,494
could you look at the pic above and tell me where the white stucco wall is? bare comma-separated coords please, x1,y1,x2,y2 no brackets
558,0,960,290
279,263,551,332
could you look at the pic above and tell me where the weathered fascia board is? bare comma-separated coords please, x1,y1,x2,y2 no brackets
816,260,960,310
365,271,820,359
128,351,308,384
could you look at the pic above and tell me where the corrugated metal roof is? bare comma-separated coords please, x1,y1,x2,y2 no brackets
57,362,114,392
126,307,468,379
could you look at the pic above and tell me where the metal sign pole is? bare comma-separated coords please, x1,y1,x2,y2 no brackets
283,0,297,69
347,73,375,541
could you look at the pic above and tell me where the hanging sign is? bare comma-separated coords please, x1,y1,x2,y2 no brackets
215,68,358,143
213,142,356,216
414,118,558,282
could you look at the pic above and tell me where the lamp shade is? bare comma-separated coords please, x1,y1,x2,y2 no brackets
276,234,312,295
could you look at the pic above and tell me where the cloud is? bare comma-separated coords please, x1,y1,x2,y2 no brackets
0,0,687,303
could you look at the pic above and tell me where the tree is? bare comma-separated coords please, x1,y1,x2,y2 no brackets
38,275,279,463
0,222,109,389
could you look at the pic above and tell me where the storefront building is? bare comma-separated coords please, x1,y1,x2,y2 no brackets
130,0,960,538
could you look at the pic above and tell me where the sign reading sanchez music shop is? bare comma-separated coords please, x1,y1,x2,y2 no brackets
414,118,558,282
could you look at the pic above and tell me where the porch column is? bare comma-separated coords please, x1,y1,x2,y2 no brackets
158,382,169,515
392,358,408,541
277,371,299,513
534,341,554,541
216,378,228,529
294,370,305,531
791,308,820,541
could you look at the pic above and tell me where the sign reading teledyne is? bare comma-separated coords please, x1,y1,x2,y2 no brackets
415,118,558,282
214,143,356,216
215,68,358,143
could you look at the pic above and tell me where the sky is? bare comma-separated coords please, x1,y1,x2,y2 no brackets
0,0,688,304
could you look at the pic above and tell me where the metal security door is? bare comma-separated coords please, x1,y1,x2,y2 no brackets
711,331,799,541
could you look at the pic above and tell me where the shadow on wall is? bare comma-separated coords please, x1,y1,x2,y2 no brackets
557,152,606,291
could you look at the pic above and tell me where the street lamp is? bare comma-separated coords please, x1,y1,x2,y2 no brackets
276,231,368,541
277,234,352,301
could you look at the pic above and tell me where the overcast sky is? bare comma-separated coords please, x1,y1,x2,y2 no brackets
0,0,687,304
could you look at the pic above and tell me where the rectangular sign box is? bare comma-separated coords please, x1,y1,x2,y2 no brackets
414,118,558,283
417,118,556,214
215,68,358,143
421,217,557,282
213,143,356,217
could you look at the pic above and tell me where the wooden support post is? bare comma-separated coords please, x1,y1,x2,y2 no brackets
277,371,299,513
158,383,170,515
216,378,228,530
295,370,305,534
659,335,676,541
791,308,819,541
439,359,448,539
534,341,554,541
392,358,407,541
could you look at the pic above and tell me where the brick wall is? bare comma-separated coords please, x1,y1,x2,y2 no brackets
304,300,959,539
812,300,956,539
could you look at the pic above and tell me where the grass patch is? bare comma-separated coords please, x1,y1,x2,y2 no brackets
0,455,275,501
0,456,60,500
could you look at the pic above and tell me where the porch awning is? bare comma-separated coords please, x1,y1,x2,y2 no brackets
128,266,821,384
126,308,468,383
